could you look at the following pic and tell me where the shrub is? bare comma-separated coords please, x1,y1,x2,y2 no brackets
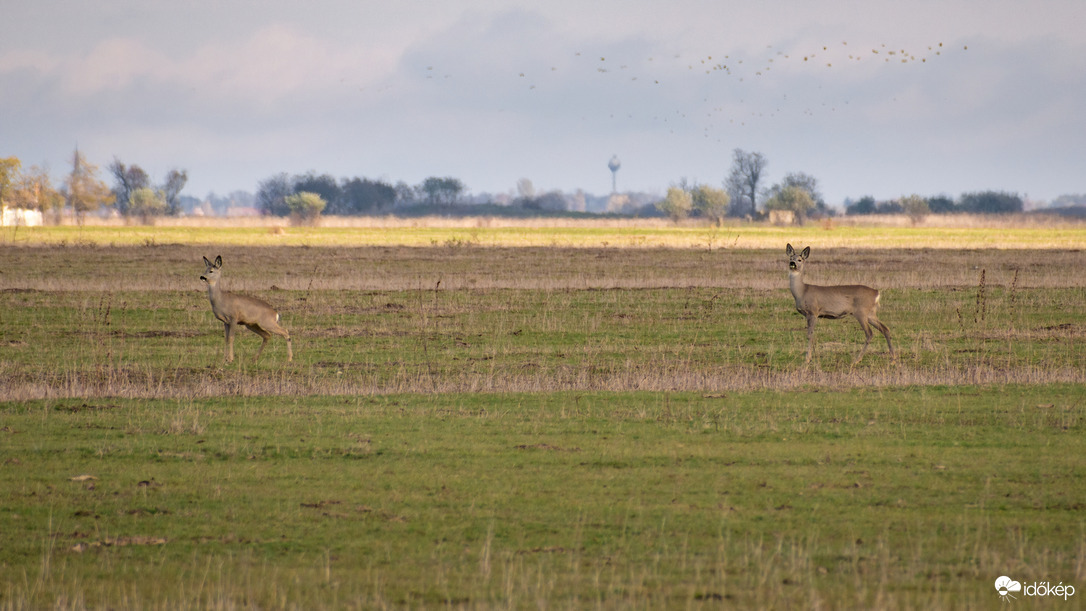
285,191,327,225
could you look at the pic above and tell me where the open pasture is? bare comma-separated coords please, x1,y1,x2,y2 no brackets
1,222,1084,608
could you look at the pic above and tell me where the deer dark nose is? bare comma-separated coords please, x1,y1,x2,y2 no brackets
789,262,797,270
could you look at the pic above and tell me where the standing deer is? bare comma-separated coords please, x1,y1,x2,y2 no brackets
786,244,894,365
200,255,292,363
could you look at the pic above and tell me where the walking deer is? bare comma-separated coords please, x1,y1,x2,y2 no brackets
200,255,293,363
786,244,894,365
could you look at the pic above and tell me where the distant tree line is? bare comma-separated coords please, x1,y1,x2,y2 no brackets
255,172,467,217
655,148,1034,224
4,148,1078,225
1050,193,1086,208
844,191,1024,216
0,152,192,224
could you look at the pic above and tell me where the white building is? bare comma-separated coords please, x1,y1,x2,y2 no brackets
0,206,44,227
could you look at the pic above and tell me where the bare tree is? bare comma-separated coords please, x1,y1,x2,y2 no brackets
162,169,188,215
725,149,767,218
109,159,150,216
517,178,536,199
393,181,416,207
257,173,293,216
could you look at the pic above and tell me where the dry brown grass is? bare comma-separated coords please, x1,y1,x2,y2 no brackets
1,244,1082,292
49,212,1086,229
826,212,1086,228
3,359,1076,402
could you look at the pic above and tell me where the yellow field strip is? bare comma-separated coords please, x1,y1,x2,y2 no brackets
2,217,1084,249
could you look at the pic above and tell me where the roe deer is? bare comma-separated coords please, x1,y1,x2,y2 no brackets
786,244,894,365
200,255,292,363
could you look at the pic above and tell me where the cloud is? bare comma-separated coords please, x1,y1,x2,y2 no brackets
60,38,169,96
0,24,401,119
178,25,398,106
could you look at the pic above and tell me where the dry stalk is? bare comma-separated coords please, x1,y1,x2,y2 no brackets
1009,267,1020,310
973,269,987,324
416,277,439,393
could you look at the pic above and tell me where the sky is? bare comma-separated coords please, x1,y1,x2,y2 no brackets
2,0,1085,206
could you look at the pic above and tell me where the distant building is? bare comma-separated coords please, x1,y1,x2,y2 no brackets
768,210,796,225
1,206,44,227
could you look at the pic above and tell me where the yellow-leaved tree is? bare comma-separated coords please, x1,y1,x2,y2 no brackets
63,149,114,224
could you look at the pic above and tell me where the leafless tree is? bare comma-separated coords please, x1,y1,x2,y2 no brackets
725,149,767,218
162,169,188,215
109,159,150,216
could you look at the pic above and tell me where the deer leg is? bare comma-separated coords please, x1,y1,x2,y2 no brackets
852,316,874,365
268,321,293,362
805,314,817,364
223,322,236,363
247,325,272,363
871,318,895,359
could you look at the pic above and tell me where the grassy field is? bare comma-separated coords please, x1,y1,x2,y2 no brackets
1,221,1084,608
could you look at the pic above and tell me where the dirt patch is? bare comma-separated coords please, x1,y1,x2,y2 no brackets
54,402,121,413
515,443,581,452
121,330,202,338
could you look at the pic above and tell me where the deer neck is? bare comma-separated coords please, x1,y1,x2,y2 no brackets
205,280,228,314
788,269,808,308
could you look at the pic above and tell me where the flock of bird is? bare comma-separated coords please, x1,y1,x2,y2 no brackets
581,41,962,77
416,39,969,139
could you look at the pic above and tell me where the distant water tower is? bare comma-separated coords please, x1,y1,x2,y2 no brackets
608,155,621,193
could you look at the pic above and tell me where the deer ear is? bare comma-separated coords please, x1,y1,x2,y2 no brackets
801,246,810,260
203,256,212,267
786,243,794,256
214,255,223,268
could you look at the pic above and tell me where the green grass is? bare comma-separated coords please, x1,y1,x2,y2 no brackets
0,233,1084,608
2,388,1084,609
1,262,1082,398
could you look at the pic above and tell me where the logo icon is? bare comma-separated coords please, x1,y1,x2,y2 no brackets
995,576,1022,602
